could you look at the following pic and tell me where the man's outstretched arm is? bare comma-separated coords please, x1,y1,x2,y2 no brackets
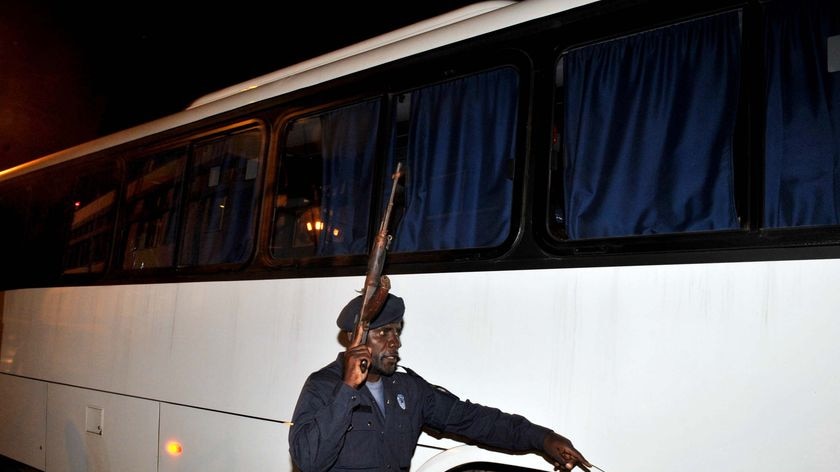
420,383,592,471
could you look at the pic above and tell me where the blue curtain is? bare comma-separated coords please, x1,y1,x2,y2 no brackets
180,131,260,266
318,100,380,255
764,0,840,228
563,12,741,239
392,67,518,252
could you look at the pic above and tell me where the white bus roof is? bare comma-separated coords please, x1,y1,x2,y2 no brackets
186,1,517,109
0,0,597,182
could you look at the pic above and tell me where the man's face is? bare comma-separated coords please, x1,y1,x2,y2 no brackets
366,321,402,377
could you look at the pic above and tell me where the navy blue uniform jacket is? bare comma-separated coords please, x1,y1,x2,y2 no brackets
289,353,551,472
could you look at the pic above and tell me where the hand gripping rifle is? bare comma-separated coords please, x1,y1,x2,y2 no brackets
350,162,405,373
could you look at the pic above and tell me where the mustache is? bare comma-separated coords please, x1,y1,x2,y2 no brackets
378,352,400,362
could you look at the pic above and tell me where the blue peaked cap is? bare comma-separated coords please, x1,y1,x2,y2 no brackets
337,293,405,331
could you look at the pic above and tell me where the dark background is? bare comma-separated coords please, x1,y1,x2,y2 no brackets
1,1,482,171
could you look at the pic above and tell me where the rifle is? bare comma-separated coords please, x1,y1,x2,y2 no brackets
350,162,405,373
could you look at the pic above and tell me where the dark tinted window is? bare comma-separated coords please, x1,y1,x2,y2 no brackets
121,147,187,270
63,166,120,275
271,99,381,259
180,128,264,266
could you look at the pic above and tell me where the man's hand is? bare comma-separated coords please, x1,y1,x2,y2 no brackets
343,344,371,389
542,432,592,471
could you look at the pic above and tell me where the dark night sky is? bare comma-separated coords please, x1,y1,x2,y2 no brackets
1,1,481,171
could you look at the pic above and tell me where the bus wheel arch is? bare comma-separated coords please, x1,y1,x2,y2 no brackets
415,445,552,472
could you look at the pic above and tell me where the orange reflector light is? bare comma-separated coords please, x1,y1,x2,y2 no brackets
166,440,183,456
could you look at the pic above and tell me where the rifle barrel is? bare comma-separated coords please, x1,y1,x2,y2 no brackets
354,162,405,348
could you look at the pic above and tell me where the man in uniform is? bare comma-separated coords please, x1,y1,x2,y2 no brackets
289,293,592,472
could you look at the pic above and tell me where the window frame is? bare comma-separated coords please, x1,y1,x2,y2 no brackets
263,49,534,269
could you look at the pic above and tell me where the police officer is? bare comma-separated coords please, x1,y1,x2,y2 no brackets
289,293,592,472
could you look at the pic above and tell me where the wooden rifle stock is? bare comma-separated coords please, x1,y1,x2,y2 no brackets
351,162,405,373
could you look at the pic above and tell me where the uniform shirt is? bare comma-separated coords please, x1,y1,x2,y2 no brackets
289,353,551,472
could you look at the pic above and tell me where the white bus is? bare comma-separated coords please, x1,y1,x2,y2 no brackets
2,0,839,471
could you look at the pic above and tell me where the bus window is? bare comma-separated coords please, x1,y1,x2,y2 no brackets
763,0,840,229
63,166,120,275
387,66,519,252
0,184,35,286
550,12,742,240
121,147,187,270
1,181,61,286
271,99,381,259
179,128,264,267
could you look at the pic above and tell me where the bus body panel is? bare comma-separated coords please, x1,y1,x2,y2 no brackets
0,375,46,469
3,258,840,471
158,402,289,471
0,278,349,422
45,384,159,472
